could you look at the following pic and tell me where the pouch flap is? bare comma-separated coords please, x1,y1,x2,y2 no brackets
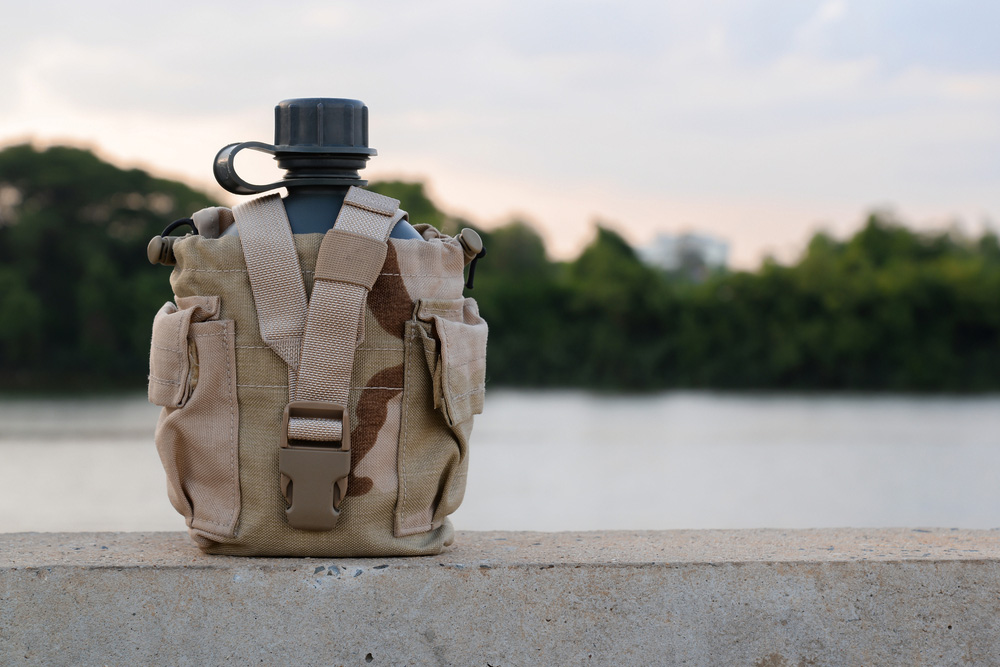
416,298,488,426
148,296,222,408
176,295,221,322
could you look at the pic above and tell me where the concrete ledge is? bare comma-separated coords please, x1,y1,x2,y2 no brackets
3,529,1000,666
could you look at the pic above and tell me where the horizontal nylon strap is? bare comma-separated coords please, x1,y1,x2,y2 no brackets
314,230,388,291
288,416,344,442
344,187,400,216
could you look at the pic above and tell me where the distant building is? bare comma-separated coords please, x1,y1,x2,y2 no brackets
637,232,729,280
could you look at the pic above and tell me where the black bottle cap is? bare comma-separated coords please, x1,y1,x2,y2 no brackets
214,98,376,195
273,98,376,156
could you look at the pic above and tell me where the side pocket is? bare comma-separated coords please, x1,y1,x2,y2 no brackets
394,298,487,537
151,296,241,538
148,296,220,407
415,298,488,426
148,301,192,408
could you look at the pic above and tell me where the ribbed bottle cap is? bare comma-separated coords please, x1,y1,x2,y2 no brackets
273,98,376,155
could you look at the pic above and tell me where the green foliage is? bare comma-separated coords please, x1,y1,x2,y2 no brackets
2,144,998,392
0,144,216,388
367,180,447,231
479,220,551,278
472,215,1000,392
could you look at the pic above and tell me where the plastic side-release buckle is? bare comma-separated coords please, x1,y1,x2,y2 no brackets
279,401,351,531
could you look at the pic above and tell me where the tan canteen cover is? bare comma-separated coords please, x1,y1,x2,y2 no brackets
148,198,487,556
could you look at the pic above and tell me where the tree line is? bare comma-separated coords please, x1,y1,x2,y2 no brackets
1,144,998,392
470,217,1000,391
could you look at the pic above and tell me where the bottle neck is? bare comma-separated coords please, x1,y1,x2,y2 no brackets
282,186,349,234
282,185,422,239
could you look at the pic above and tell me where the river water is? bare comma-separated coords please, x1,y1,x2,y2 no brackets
1,391,998,532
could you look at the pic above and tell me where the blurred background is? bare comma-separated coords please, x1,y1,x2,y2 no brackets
1,0,998,533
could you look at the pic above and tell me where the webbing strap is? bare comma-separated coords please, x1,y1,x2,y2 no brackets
292,188,401,424
282,188,400,531
234,187,402,531
233,194,308,371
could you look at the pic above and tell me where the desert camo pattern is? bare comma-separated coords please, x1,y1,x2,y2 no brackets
150,222,486,556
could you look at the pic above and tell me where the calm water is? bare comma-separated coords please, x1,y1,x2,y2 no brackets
1,391,998,532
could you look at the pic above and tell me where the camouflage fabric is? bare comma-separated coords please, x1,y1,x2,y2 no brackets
149,222,487,556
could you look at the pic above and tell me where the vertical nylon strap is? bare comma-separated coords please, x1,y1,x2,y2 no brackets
289,189,401,440
233,194,308,371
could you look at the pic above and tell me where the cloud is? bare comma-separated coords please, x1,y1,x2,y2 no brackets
1,0,997,267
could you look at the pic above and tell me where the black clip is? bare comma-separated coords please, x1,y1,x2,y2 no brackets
159,217,198,237
465,247,487,290
147,218,199,266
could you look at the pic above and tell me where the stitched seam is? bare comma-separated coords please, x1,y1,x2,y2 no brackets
191,508,235,531
381,273,451,277
236,384,402,390
452,386,485,400
443,356,486,370
180,268,247,273
178,268,445,278
178,268,454,279
440,320,453,407
396,328,415,534
152,343,182,353
399,522,434,535
148,376,181,385
191,518,233,533
222,323,237,532
174,309,184,401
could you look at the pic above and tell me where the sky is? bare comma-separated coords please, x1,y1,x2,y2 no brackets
1,0,998,266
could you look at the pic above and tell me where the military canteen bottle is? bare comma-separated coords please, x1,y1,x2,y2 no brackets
146,98,487,556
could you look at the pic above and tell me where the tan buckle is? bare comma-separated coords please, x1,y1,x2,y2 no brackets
279,401,351,531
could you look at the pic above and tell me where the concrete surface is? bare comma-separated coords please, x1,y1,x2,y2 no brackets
2,529,1000,666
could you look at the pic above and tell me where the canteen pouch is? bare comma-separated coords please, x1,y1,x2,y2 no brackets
148,190,487,556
